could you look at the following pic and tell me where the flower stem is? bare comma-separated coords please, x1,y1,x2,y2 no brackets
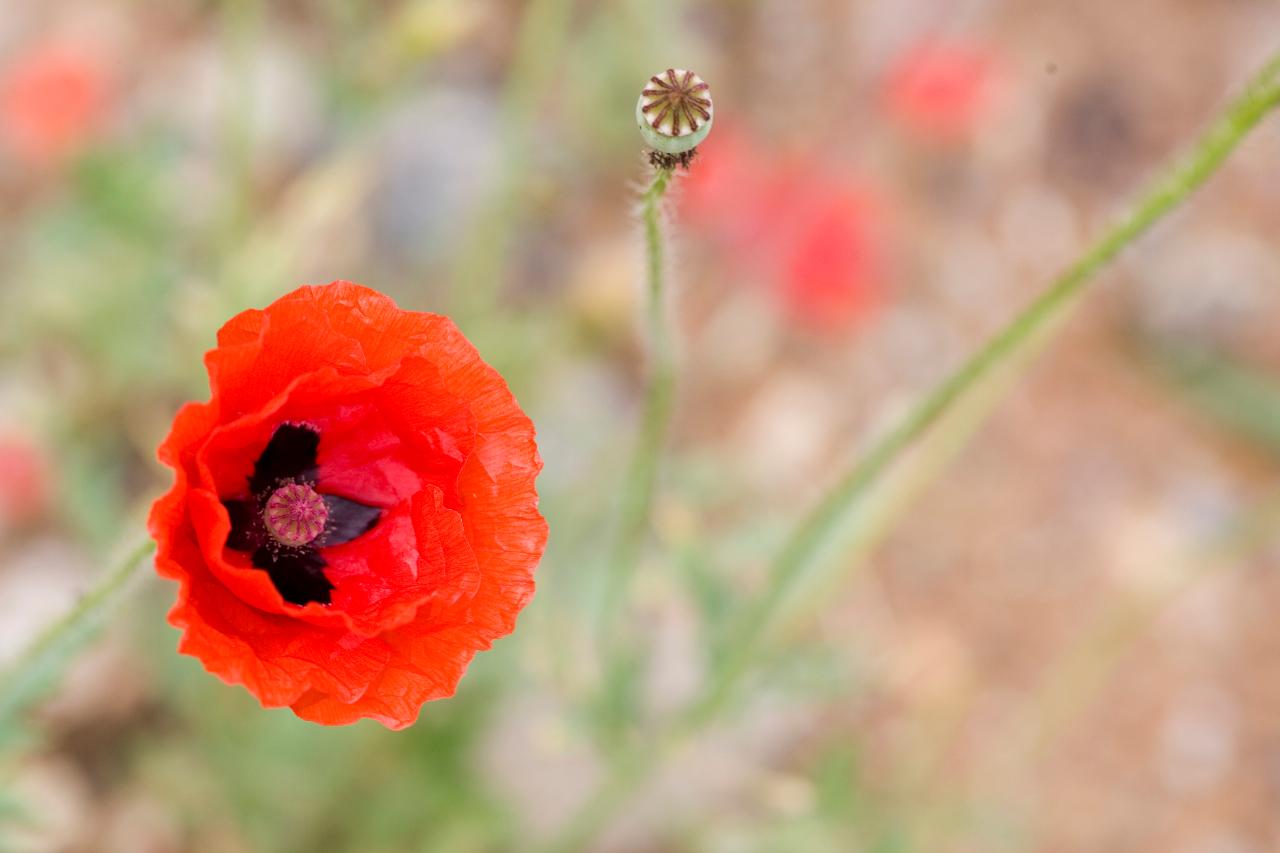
597,166,677,638
553,50,1280,851
686,51,1280,726
0,538,155,723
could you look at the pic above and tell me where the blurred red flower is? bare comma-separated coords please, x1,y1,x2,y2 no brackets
682,129,886,332
149,282,547,728
774,179,881,331
0,434,51,528
0,40,112,166
882,40,996,140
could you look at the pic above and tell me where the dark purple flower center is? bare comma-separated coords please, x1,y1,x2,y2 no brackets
221,423,381,607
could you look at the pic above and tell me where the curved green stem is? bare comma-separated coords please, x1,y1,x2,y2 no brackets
552,49,1280,851
0,539,155,723
686,50,1280,726
597,166,677,639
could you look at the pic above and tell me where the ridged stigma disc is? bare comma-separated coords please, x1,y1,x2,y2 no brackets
636,68,713,155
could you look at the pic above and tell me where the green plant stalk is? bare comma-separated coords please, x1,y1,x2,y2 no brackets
451,0,575,323
597,166,676,641
551,49,1280,851
215,0,262,264
546,370,1009,853
549,336,1021,853
1145,337,1280,454
1022,488,1280,761
0,539,155,723
686,52,1280,726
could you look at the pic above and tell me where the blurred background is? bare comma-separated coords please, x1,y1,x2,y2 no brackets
2,0,1280,850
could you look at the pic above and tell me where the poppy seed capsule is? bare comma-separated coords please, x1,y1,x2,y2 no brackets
264,482,328,547
636,68,713,155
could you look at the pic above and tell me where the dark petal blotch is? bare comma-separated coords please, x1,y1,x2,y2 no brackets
250,423,320,496
223,499,260,551
251,546,334,606
322,495,381,546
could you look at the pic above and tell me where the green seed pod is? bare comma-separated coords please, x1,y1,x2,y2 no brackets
636,68,713,156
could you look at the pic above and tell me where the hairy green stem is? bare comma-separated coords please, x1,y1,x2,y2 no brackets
597,166,677,639
0,539,155,723
686,51,1280,726
552,49,1280,851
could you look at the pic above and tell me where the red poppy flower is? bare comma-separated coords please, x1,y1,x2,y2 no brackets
774,180,882,331
148,282,546,728
0,433,51,529
0,40,112,166
883,40,997,140
682,128,887,333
